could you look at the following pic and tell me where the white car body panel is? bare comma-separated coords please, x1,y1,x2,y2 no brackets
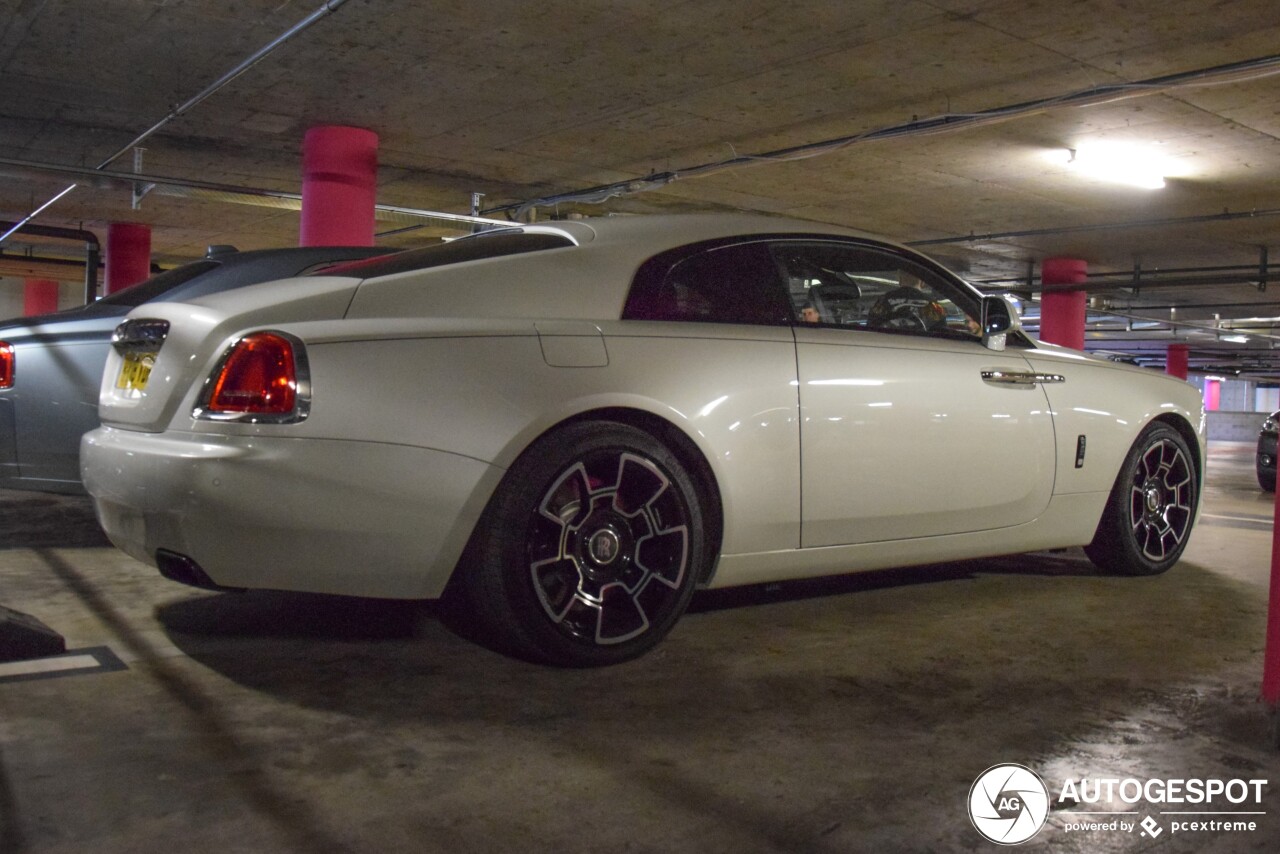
82,214,1207,606
99,276,362,433
794,327,1056,545
84,425,499,598
1023,344,1206,495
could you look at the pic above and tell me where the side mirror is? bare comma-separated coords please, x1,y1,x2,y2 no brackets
981,295,1021,352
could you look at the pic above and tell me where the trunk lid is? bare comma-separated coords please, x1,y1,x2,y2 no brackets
98,276,359,433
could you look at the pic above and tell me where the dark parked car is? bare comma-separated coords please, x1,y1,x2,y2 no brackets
1258,410,1278,491
0,245,388,493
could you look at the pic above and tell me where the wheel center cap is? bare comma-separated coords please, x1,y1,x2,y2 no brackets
1144,483,1163,514
587,528,622,565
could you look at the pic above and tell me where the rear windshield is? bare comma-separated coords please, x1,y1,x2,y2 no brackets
96,260,220,307
315,230,574,279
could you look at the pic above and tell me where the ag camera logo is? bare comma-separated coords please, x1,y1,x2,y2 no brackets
969,764,1050,845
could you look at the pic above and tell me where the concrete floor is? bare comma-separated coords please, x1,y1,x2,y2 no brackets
1,441,1279,853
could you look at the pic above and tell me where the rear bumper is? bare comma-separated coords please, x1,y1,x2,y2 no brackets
81,425,502,599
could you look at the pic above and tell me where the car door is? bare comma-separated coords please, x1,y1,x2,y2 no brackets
10,318,113,485
773,240,1058,547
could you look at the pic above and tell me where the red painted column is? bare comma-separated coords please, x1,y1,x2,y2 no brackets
104,222,152,295
299,125,378,247
1205,379,1221,411
23,278,59,316
1039,258,1088,350
1166,344,1189,379
1267,488,1280,708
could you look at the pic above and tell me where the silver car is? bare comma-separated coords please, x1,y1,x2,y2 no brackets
0,245,387,493
82,214,1205,665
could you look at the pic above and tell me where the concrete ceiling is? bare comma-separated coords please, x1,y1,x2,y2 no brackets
3,0,1280,375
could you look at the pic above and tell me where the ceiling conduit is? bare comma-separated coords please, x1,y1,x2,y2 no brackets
486,53,1280,219
0,0,352,246
0,156,508,231
0,221,100,304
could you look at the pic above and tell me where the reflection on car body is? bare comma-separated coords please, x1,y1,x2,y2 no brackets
80,214,1206,666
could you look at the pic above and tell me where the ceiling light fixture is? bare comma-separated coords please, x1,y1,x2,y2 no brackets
1052,143,1170,190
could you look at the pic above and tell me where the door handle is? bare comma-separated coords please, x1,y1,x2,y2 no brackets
981,370,1066,386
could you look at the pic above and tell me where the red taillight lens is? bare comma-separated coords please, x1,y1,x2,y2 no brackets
0,342,13,389
206,332,300,416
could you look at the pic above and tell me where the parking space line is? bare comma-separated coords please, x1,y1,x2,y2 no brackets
0,646,126,684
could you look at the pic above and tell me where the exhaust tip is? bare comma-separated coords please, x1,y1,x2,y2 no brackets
155,550,241,592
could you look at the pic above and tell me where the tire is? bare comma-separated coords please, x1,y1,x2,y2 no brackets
1258,464,1276,493
455,421,706,666
1084,423,1198,576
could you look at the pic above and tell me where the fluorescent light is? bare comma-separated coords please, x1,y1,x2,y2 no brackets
1050,143,1171,190
1221,335,1250,344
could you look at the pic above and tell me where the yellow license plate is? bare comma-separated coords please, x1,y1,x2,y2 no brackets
116,352,155,392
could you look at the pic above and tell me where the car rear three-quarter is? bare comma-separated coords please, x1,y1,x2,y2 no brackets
1,246,387,494
82,214,1206,666
82,272,504,603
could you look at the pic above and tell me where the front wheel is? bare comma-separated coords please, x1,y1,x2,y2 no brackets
1257,462,1276,492
1084,423,1198,576
455,421,706,667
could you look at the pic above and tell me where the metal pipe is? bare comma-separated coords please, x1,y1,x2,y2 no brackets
912,208,1280,247
1047,273,1272,293
100,0,351,167
489,52,1280,217
0,0,351,246
0,221,99,246
0,220,101,304
0,157,508,231
84,242,100,304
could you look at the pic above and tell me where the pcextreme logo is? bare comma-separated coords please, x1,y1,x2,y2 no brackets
968,764,1270,844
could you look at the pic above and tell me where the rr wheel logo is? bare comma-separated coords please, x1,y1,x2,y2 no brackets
969,764,1050,845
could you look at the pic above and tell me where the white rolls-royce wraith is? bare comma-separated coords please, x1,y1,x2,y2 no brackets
82,214,1204,666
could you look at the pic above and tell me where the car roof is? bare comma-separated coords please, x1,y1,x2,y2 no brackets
0,245,389,331
340,213,932,324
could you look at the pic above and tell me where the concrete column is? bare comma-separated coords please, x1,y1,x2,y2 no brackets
104,222,151,295
23,278,59,316
1166,343,1189,380
299,125,378,247
1205,378,1221,411
1038,258,1088,350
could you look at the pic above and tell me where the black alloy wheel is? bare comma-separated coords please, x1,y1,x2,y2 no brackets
1084,422,1197,576
457,421,705,666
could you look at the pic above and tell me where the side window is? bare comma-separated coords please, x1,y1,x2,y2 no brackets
624,241,791,325
773,242,981,338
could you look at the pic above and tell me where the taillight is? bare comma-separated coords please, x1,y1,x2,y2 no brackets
196,332,309,423
0,342,13,389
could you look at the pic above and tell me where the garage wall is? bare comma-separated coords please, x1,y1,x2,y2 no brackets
0,277,24,320
0,277,84,321
1207,411,1267,441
